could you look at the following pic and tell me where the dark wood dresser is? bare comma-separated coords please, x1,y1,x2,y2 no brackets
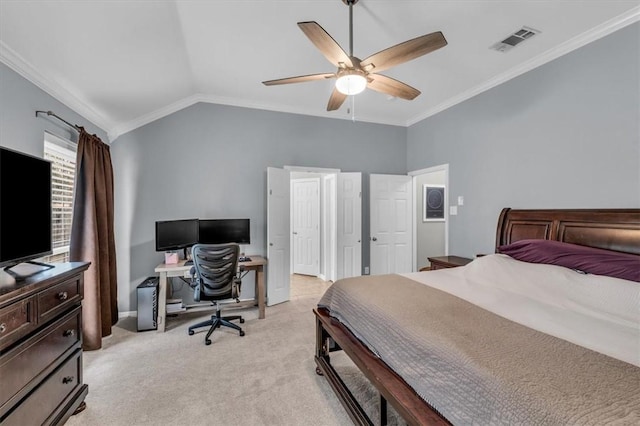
0,262,90,426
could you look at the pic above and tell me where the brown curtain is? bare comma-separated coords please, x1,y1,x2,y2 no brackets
70,129,118,351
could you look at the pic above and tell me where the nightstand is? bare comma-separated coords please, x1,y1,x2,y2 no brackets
426,255,473,270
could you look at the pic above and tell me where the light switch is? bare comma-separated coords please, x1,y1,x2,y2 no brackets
458,196,464,206
450,206,458,215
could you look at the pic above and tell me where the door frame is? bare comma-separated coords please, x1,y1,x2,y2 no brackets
408,164,449,271
290,177,321,276
284,166,341,281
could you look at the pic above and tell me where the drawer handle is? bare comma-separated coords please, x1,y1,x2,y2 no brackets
62,376,75,384
58,291,69,301
63,329,75,337
0,323,6,334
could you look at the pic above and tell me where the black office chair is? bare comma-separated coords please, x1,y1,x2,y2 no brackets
187,243,245,345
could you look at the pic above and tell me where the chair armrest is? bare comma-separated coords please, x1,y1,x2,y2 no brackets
188,266,197,289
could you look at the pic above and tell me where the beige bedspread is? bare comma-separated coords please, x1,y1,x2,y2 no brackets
318,273,640,425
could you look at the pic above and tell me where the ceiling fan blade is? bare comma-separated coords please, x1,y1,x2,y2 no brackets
327,87,347,111
360,31,447,74
367,74,421,100
262,73,336,86
298,21,353,68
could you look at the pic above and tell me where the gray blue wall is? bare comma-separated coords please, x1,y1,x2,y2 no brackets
415,170,446,270
0,62,107,155
2,22,638,314
407,22,640,258
112,104,407,311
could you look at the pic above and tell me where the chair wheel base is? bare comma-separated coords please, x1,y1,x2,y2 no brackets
188,330,194,336
239,330,245,337
239,318,245,323
205,339,212,345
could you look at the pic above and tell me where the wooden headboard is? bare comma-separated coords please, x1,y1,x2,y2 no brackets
496,208,640,255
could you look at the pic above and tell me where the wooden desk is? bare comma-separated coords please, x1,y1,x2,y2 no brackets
154,255,267,332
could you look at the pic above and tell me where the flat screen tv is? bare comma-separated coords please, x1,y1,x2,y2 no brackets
199,218,250,244
0,146,53,269
155,218,199,253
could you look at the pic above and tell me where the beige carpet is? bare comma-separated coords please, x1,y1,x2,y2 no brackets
66,275,405,426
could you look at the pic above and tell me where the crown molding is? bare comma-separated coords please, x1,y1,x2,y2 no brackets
109,94,204,141
406,6,640,127
109,93,404,140
4,5,637,139
195,94,406,127
0,41,115,138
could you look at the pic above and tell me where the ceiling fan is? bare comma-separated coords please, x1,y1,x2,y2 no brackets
262,0,447,112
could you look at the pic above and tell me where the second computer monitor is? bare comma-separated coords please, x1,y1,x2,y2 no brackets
198,218,250,245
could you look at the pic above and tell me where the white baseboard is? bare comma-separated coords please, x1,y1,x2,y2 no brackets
118,311,137,318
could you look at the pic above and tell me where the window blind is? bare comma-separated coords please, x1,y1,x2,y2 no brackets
44,132,76,263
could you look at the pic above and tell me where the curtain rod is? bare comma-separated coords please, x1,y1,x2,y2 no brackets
35,110,83,132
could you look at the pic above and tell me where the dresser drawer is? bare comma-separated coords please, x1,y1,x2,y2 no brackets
38,276,83,323
1,349,82,426
0,296,37,351
0,307,81,412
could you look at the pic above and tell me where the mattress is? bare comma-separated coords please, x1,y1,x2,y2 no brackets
318,255,640,425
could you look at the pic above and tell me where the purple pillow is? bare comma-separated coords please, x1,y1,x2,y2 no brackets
498,239,640,283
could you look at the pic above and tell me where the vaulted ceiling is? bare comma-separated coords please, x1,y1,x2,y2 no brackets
1,1,638,141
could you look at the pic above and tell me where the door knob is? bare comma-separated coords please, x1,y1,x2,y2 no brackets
372,237,377,241
269,243,274,246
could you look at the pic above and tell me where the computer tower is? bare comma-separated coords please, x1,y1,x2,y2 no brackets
137,277,159,331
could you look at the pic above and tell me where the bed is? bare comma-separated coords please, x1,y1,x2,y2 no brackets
313,208,640,425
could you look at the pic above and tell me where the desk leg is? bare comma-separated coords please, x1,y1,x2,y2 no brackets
257,266,265,319
157,272,167,332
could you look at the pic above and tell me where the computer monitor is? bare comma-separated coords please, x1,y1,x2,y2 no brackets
155,219,199,256
198,219,250,245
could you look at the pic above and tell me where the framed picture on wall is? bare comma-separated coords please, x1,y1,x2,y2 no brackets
423,185,445,222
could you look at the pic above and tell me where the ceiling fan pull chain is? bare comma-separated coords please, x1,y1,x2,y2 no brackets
351,96,356,122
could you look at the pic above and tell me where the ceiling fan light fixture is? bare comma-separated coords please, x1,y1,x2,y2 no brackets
335,72,367,95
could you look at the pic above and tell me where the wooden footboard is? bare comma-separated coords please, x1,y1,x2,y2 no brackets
314,307,450,426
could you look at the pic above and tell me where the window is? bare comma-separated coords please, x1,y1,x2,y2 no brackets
43,132,76,263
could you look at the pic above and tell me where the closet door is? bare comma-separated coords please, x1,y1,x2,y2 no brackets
370,174,412,275
336,172,362,279
267,167,290,305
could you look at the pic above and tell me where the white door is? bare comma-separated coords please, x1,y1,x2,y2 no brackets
370,174,413,275
337,172,362,279
292,178,320,276
267,167,290,305
323,174,337,282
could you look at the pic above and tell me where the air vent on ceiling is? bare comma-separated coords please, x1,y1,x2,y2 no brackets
490,26,540,52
